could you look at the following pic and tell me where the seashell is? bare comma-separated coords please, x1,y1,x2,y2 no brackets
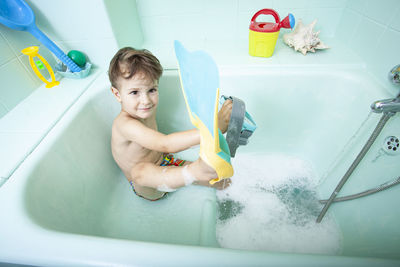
283,19,329,55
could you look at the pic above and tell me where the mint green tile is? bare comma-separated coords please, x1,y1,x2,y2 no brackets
389,5,400,31
103,0,144,48
305,8,345,39
349,16,386,61
307,0,348,8
0,102,8,118
278,8,307,25
363,0,399,26
0,177,7,187
335,8,363,43
0,31,15,65
238,0,275,12
137,0,204,17
274,0,309,9
347,0,367,13
18,46,57,85
0,26,40,56
369,28,400,91
0,59,37,111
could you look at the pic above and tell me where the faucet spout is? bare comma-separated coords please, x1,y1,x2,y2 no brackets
371,96,400,115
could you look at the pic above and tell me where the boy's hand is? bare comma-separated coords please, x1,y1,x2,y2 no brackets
218,99,232,134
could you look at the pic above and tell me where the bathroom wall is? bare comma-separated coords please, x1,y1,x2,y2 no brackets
1,0,399,120
336,0,400,92
135,0,399,92
0,0,119,119
136,0,348,45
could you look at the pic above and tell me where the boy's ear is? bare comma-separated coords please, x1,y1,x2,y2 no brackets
111,87,121,102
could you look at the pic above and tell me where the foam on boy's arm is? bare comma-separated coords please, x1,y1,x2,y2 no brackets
182,166,196,186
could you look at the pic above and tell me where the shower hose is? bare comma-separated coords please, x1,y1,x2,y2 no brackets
319,176,400,204
316,113,393,223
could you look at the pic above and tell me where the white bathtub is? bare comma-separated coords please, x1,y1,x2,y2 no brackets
0,67,399,266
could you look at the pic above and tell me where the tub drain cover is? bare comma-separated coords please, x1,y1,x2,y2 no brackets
383,136,399,155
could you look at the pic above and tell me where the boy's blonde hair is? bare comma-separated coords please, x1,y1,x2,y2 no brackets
108,47,163,89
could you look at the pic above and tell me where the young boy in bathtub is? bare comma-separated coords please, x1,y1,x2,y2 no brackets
108,47,233,201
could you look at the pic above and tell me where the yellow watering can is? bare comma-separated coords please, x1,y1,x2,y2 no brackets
249,9,295,58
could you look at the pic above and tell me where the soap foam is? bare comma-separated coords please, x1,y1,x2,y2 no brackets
157,184,176,192
216,153,342,255
182,166,196,186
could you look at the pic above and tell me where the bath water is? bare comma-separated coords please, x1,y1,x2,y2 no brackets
216,153,342,254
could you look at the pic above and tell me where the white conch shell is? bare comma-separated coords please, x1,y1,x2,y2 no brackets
283,19,329,55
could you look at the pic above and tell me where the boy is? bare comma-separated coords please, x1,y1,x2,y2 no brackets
109,47,233,201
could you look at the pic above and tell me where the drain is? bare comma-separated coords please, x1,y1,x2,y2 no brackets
383,136,400,155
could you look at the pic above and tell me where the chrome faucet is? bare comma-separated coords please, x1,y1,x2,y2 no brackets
371,65,400,115
388,64,400,84
371,97,400,115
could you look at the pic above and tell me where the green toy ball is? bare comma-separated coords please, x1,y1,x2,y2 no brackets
67,50,87,68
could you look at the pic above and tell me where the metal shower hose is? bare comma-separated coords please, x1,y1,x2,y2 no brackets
316,113,393,223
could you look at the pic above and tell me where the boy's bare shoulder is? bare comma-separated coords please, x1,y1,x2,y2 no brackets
113,112,139,130
112,112,145,143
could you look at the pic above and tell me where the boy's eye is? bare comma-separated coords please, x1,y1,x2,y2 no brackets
149,88,158,93
130,90,138,95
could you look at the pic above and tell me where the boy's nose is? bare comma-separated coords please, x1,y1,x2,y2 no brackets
140,93,151,104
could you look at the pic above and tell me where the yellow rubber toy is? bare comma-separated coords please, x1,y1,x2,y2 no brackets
21,46,59,88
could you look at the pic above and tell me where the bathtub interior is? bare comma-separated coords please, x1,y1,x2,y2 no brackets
23,79,219,247
23,68,400,258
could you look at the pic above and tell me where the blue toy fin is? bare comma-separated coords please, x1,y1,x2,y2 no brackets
174,40,233,183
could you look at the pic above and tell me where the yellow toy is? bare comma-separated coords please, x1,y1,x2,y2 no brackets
249,9,295,58
21,46,59,88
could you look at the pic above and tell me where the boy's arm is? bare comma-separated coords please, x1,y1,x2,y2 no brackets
120,119,199,153
120,99,232,153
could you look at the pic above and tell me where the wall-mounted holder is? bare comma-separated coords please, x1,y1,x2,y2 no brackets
22,46,59,88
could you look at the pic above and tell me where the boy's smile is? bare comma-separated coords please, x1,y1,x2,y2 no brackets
112,73,159,121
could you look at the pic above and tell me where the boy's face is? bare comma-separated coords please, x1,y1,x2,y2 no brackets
111,73,159,120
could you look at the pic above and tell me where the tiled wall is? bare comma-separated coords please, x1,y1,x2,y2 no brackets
1,0,400,120
136,0,348,46
0,0,118,119
337,0,400,90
